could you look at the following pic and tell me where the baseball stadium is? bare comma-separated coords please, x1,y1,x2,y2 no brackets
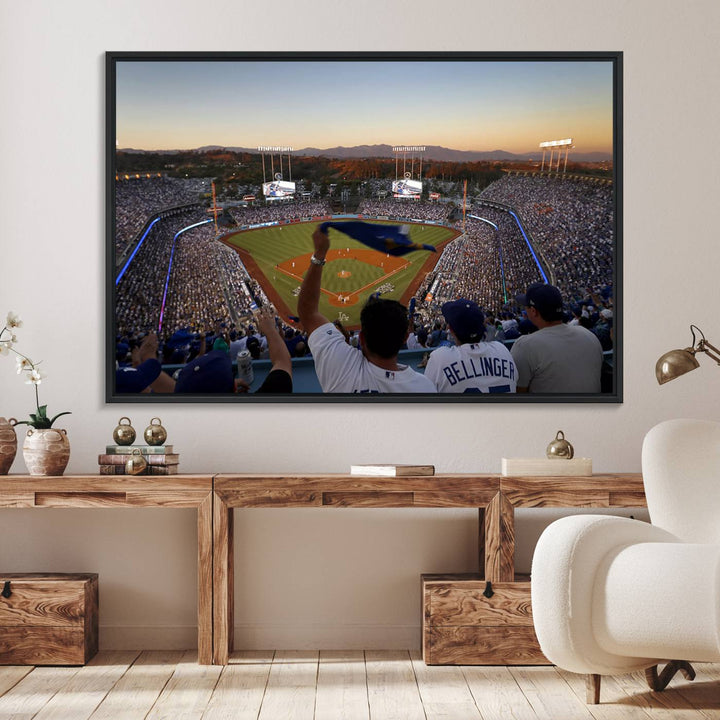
111,56,617,396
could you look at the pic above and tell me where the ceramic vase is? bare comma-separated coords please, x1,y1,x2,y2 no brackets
22,427,70,476
0,417,18,475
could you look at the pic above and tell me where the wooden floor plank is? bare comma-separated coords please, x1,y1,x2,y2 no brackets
601,669,701,719
365,650,425,720
556,668,653,719
88,650,184,720
698,663,720,680
314,650,369,720
145,649,223,720
409,649,483,719
257,651,319,720
202,651,274,720
462,665,538,720
669,663,720,720
510,666,595,720
1,652,716,720
0,667,33,698
0,665,80,719
33,651,140,720
226,650,275,665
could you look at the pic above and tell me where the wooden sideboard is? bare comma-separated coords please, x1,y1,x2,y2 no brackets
1,473,646,665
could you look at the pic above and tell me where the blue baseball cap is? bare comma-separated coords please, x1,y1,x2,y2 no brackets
116,358,162,393
174,350,234,394
442,299,486,343
517,283,564,321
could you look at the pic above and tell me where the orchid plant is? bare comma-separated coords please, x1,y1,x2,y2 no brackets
0,311,71,429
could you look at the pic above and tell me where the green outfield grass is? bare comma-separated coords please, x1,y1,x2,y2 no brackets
224,220,456,326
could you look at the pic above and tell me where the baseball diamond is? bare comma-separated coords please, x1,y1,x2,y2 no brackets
222,221,459,328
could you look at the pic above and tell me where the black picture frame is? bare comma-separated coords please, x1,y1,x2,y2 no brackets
106,51,622,403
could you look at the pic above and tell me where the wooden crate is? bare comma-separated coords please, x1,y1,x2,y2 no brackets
0,573,98,665
422,573,548,665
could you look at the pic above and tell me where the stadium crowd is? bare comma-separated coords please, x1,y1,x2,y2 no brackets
115,215,283,339
115,176,211,258
114,208,311,375
478,174,614,302
420,208,545,312
160,222,265,336
114,173,614,394
404,174,614,357
228,200,332,226
357,198,450,222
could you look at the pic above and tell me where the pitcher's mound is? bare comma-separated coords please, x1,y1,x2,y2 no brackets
337,270,352,278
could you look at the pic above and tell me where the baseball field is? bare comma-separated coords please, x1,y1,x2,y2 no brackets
222,220,459,327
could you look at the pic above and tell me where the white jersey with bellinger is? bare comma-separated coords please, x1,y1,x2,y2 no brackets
424,342,517,393
308,323,437,394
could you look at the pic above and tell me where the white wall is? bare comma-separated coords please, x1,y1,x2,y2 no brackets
1,0,719,650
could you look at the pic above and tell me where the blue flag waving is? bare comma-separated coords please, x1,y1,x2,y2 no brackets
319,221,436,257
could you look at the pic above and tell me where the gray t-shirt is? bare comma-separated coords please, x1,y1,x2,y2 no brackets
510,323,604,393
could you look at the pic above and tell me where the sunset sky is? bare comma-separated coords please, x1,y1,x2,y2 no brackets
115,58,615,154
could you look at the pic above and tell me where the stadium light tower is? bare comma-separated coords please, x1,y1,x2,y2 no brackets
258,145,294,184
393,146,426,182
539,138,573,172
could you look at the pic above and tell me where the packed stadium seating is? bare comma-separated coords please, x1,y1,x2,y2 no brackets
113,173,614,392
115,176,211,257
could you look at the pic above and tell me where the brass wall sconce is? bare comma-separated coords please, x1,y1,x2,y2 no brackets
656,325,720,384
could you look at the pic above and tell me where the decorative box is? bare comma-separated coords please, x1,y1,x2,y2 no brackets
0,573,98,665
422,573,548,665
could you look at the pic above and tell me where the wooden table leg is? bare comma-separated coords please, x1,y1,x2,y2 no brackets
197,493,213,665
483,492,515,582
213,492,234,665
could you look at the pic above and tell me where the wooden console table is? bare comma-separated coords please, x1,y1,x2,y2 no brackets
1,473,647,666
212,473,645,665
0,475,214,665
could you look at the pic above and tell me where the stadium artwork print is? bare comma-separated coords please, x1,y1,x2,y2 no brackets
106,51,622,403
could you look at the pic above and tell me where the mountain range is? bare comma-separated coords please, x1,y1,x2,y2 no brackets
118,143,612,163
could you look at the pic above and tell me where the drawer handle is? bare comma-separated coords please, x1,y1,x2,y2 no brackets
483,581,494,599
1,581,10,599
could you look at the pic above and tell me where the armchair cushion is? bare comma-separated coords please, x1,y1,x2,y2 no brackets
594,541,720,662
531,514,680,674
642,419,720,544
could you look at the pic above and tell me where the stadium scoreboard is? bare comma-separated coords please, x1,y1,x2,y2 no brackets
392,178,423,198
263,180,296,198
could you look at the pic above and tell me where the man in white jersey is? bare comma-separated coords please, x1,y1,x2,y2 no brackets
511,283,603,393
424,299,517,393
298,225,436,394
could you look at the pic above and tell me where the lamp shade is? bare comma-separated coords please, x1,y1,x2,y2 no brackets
655,348,700,385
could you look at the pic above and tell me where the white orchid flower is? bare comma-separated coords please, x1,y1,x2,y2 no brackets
16,356,33,373
3,309,70,429
25,368,46,385
6,312,22,329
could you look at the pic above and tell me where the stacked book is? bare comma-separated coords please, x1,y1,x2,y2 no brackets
349,464,435,477
98,445,180,475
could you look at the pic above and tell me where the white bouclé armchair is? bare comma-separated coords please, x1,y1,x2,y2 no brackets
531,418,720,703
